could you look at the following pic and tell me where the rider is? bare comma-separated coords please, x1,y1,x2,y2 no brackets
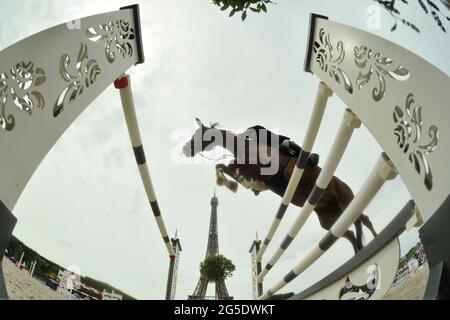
244,125,319,166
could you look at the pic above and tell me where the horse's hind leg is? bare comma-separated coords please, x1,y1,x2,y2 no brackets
359,214,377,238
332,179,365,253
342,230,360,254
316,206,361,254
354,219,364,250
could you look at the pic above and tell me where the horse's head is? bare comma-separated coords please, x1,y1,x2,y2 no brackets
182,118,221,157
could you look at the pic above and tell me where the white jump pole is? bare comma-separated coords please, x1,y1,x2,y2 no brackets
256,82,333,262
259,153,397,300
257,109,361,282
18,252,24,268
115,75,176,258
30,261,36,277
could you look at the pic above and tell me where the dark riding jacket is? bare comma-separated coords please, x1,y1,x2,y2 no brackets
246,125,319,167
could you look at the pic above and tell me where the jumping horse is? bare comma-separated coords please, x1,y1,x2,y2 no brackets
182,118,377,252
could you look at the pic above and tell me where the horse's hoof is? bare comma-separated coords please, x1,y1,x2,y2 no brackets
216,177,226,186
227,181,238,193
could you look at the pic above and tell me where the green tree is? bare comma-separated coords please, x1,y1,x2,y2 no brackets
200,254,236,282
212,0,450,33
212,0,274,21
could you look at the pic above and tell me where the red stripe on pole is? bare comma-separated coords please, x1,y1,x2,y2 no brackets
114,77,129,89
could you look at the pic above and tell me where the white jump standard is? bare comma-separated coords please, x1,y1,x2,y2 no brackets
0,5,180,300
259,153,397,300
251,13,450,300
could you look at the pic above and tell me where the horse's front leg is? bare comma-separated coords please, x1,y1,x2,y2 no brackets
216,164,238,193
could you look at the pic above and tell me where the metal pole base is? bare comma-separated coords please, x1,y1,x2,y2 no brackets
0,201,17,300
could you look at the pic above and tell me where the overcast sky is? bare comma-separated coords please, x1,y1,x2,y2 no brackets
1,0,448,300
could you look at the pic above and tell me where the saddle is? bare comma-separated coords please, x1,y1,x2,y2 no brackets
242,126,320,196
245,125,319,167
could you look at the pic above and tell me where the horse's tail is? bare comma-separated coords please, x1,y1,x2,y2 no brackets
354,218,364,251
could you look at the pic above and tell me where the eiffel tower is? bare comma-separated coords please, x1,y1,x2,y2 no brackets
188,192,232,300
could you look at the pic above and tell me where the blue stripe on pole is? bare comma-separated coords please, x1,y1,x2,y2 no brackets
133,145,146,165
150,201,161,217
318,232,338,251
296,151,310,169
276,203,288,219
283,271,297,283
280,235,294,250
308,185,325,206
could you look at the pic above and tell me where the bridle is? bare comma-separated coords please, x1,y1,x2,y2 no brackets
196,126,234,162
198,152,233,162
